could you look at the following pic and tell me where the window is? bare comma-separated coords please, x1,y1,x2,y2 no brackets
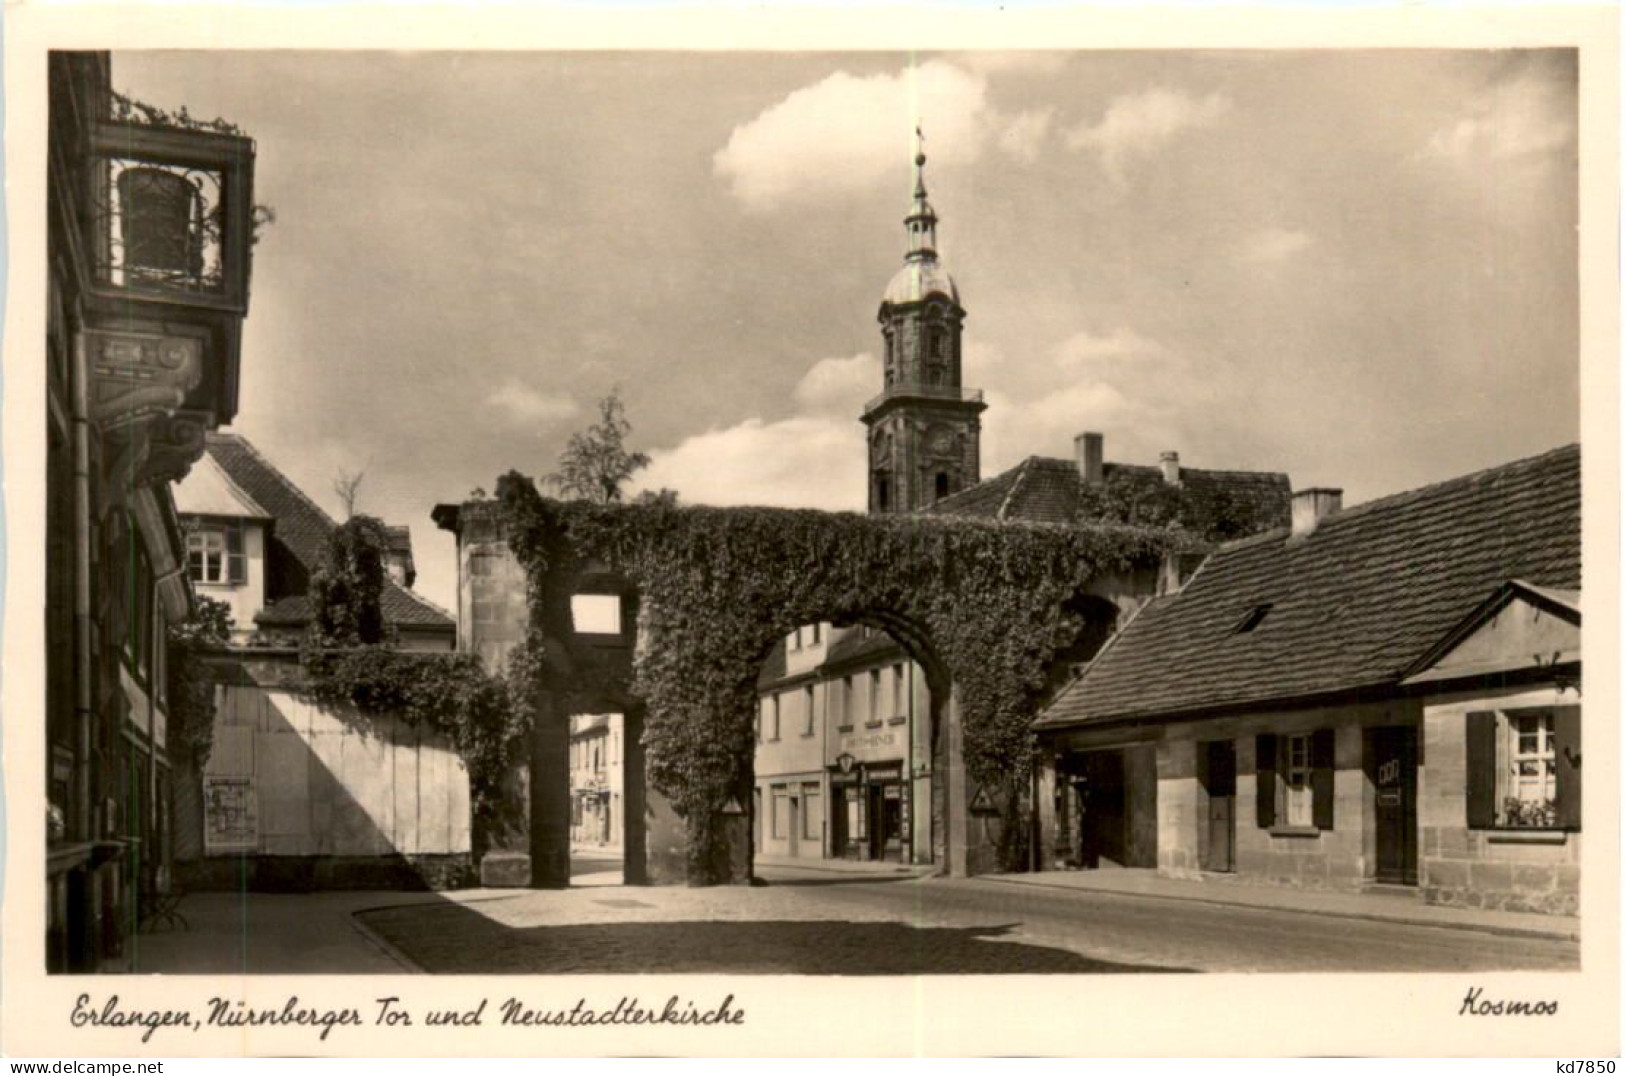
876,476,890,512
1255,730,1334,831
868,669,881,723
187,522,246,585
1467,707,1580,830
811,623,821,645
1283,734,1313,827
788,628,800,652
571,593,621,634
802,783,822,841
771,786,788,839
769,693,781,741
935,472,950,501
1233,603,1273,634
122,534,154,681
892,663,906,717
840,676,854,728
803,686,815,736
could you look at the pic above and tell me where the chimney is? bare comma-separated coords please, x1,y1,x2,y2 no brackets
1160,450,1181,486
1291,488,1343,538
1075,432,1104,485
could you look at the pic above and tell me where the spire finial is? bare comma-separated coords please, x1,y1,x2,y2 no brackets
914,124,928,197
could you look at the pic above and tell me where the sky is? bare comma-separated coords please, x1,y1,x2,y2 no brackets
118,49,1580,616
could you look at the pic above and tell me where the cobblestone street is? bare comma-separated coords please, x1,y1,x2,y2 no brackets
350,860,1579,975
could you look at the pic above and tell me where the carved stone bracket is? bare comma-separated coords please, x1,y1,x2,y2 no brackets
137,410,210,486
86,328,211,516
87,328,204,433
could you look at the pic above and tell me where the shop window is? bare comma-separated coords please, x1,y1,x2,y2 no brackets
1467,707,1580,830
1255,730,1335,831
187,521,246,585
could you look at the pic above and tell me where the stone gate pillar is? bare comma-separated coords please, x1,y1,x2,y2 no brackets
529,688,570,888
1035,750,1058,872
944,687,968,877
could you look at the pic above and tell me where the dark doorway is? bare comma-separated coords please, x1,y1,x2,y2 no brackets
869,780,905,862
1200,740,1236,873
1074,750,1127,868
1369,725,1419,885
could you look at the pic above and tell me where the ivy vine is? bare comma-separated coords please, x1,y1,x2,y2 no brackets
167,594,233,767
493,472,1179,882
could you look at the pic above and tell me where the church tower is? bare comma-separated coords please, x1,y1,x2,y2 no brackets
863,135,985,515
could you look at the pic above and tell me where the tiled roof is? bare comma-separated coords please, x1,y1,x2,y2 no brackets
1039,444,1580,728
756,639,787,687
931,455,1293,541
822,627,905,670
201,433,454,631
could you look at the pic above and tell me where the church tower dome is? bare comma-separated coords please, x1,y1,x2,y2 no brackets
863,131,985,515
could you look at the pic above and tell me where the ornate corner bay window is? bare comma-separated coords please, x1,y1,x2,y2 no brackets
1467,707,1581,831
89,99,256,313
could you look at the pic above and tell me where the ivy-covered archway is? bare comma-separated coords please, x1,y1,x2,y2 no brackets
492,472,1178,886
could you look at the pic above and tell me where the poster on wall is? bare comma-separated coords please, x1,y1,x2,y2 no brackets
202,775,258,853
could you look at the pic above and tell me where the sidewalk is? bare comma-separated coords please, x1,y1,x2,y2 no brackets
755,853,932,877
121,890,445,974
980,867,1580,941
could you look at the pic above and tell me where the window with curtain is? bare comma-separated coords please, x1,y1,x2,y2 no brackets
1468,706,1579,830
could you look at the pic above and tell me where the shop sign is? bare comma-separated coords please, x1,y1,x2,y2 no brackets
839,731,896,752
203,776,257,852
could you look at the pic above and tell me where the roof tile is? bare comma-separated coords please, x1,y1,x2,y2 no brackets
1040,444,1580,727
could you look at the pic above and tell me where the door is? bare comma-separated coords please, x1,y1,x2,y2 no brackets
1371,726,1419,885
1077,751,1127,868
1201,740,1236,872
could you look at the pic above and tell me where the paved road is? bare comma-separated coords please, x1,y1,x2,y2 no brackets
356,861,1577,975
754,864,1578,973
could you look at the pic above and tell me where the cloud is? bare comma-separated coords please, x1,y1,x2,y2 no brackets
634,416,865,510
954,51,1068,77
792,352,880,416
714,60,1051,211
997,108,1055,164
486,380,579,424
1054,327,1164,369
1066,87,1231,183
1425,69,1575,163
1236,227,1313,266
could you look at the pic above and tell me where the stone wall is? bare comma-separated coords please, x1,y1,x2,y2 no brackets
189,659,473,879
1418,684,1580,916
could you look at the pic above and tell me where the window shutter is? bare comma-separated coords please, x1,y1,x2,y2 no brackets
1553,705,1581,831
1465,711,1498,829
1311,727,1336,830
225,524,247,584
1255,733,1277,828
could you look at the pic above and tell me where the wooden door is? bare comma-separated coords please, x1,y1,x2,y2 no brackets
1371,726,1418,885
1201,740,1237,872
